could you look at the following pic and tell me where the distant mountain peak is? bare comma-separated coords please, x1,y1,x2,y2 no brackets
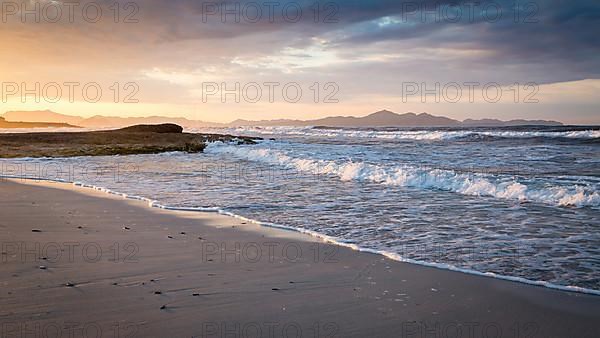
370,109,397,116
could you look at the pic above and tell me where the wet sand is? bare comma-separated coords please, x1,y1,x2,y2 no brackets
1,179,599,337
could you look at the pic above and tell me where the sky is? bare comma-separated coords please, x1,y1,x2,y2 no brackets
1,0,599,124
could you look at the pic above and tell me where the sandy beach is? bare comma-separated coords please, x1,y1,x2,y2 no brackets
1,179,599,337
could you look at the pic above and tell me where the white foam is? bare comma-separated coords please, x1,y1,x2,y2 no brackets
197,126,600,141
205,142,600,208
3,174,599,296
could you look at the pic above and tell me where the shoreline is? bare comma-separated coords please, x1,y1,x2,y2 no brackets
0,125,259,158
1,178,600,337
2,175,600,297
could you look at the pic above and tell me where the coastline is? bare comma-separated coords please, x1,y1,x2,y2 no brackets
1,178,599,337
0,126,259,158
4,172,599,296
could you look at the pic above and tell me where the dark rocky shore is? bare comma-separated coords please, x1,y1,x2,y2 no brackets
0,124,260,158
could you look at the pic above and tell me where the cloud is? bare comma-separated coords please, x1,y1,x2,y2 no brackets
1,0,598,123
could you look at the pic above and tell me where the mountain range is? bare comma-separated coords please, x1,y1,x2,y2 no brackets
0,116,78,129
1,110,563,129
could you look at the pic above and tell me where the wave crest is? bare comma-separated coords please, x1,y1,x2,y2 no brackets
206,143,600,208
210,126,600,141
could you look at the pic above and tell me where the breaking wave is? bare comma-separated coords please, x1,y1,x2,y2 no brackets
215,126,600,141
206,142,600,208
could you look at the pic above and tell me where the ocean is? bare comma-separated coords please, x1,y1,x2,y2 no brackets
2,125,599,293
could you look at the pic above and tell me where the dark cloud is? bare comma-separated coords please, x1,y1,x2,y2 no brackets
2,0,599,86
146,0,600,81
324,1,600,78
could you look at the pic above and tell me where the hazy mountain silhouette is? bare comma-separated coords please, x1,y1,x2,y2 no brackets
231,110,461,127
2,111,224,128
2,110,563,128
0,116,78,129
3,110,85,126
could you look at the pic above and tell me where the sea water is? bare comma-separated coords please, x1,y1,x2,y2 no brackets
2,125,599,292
